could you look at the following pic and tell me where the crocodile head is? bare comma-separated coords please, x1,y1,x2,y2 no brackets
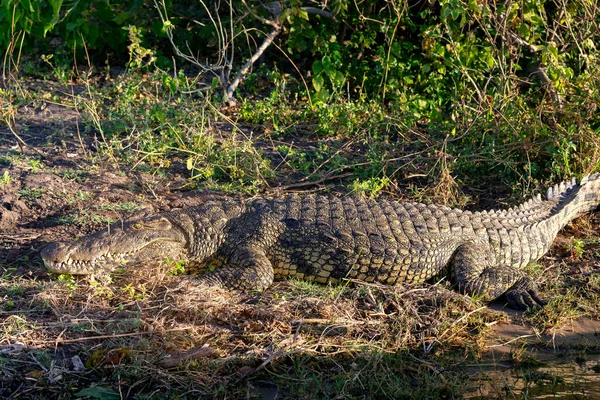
41,215,188,275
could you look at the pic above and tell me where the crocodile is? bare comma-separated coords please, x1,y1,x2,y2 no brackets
41,175,600,309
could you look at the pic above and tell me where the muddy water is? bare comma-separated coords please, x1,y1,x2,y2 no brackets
466,315,600,398
466,357,600,398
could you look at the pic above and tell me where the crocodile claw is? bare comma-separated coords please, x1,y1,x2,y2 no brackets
504,277,547,310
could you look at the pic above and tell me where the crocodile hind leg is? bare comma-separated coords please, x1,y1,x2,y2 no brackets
197,247,274,291
453,242,547,309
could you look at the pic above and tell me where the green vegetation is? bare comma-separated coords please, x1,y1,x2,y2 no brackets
2,0,598,198
166,258,186,276
1,170,11,186
17,187,45,200
95,201,143,212
55,211,116,227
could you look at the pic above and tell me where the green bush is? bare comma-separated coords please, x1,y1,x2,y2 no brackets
0,0,205,66
5,0,598,189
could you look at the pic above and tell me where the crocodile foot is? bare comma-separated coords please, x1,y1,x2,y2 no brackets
505,277,547,310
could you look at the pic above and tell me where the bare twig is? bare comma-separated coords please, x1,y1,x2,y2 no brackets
225,24,282,105
156,0,332,105
242,0,280,28
273,172,353,191
158,344,215,368
251,346,306,375
29,327,193,345
486,334,536,348
568,268,600,277
506,32,563,109
153,0,226,85
3,113,44,156
291,318,367,325
507,32,539,52
529,64,563,109
302,7,336,20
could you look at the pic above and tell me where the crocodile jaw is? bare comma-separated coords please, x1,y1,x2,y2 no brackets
42,246,130,274
41,216,187,275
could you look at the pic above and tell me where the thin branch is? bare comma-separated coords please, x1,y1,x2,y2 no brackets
226,24,282,105
273,172,353,191
529,64,563,109
506,32,563,109
4,113,45,156
242,0,280,28
158,345,215,368
508,32,539,52
29,326,193,345
486,334,537,348
153,0,225,75
270,40,313,106
302,7,336,20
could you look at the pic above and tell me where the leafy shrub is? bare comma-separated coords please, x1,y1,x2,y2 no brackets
6,0,598,190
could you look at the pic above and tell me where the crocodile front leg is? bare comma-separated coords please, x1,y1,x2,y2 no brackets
453,242,547,309
197,247,274,291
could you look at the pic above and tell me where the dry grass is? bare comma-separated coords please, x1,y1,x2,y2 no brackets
1,262,504,398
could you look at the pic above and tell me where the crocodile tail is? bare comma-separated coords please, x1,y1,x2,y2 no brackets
547,174,600,217
546,176,578,201
576,173,600,214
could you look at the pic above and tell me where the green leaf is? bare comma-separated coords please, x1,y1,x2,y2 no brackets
546,44,558,61
280,8,292,22
523,12,544,26
162,19,174,33
297,8,309,20
582,38,596,50
331,71,345,88
390,42,402,59
19,0,34,13
315,88,330,102
86,24,99,48
312,60,323,75
322,56,335,76
211,77,220,89
442,5,452,19
313,74,324,92
162,74,178,94
49,0,63,16
66,21,80,31
517,24,531,40
113,11,130,25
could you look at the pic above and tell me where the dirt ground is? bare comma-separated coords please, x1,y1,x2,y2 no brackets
3,82,600,398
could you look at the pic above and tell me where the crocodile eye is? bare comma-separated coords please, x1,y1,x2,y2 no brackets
133,223,143,230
